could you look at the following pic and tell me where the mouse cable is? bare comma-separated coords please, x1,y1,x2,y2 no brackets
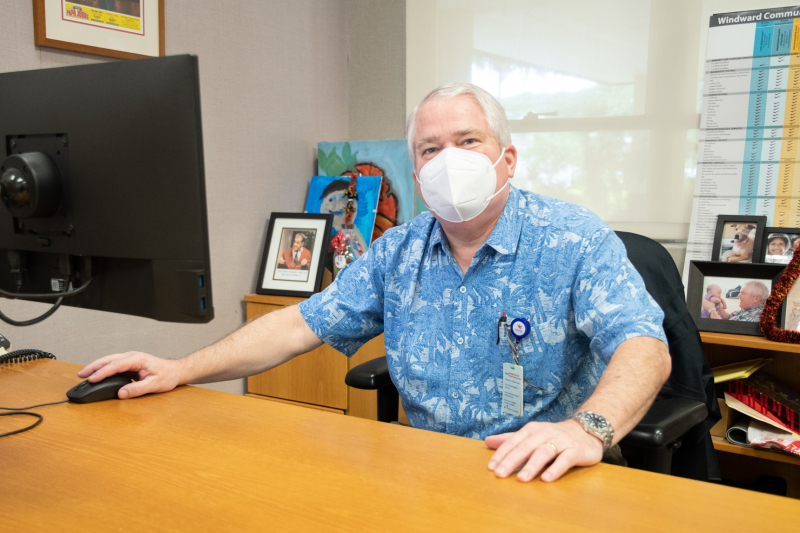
0,350,66,437
0,400,69,411
0,412,44,438
0,400,68,438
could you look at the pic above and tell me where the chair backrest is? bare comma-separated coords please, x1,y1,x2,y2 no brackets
615,231,721,480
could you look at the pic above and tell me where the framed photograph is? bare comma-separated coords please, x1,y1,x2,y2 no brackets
781,279,800,332
711,215,767,263
33,0,165,60
256,213,333,298
687,261,785,336
763,227,800,265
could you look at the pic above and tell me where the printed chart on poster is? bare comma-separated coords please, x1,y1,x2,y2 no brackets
685,5,800,280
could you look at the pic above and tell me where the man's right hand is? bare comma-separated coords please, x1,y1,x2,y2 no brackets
77,352,185,400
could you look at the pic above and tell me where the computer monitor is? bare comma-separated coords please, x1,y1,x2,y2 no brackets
0,55,213,324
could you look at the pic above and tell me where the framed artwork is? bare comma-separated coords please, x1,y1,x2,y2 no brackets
687,261,785,336
256,213,333,298
317,140,418,242
711,214,767,263
781,279,800,332
33,0,165,60
304,175,382,255
763,227,800,265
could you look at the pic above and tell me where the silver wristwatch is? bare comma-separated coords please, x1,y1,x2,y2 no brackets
574,411,614,451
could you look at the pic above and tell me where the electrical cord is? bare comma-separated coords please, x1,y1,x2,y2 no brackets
0,412,43,438
0,298,64,326
0,400,69,411
0,350,64,438
0,349,57,364
0,277,92,326
0,276,93,300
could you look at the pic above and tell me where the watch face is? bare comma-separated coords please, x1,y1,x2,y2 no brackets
587,413,607,428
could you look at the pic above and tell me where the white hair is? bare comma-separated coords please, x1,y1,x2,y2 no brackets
406,83,512,161
742,280,770,303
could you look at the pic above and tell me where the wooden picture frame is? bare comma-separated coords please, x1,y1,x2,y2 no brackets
688,261,785,336
32,0,165,60
256,213,333,298
710,214,767,263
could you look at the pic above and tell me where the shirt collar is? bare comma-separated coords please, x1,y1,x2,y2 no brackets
427,185,524,256
484,185,524,255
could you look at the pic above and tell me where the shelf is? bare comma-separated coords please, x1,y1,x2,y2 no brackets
244,294,305,306
700,332,800,354
712,436,800,466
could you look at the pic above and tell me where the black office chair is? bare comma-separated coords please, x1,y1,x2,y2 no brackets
346,232,720,480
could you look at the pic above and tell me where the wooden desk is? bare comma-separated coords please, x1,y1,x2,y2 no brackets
244,294,386,420
2,360,798,531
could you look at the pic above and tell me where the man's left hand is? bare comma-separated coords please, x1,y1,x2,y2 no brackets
485,419,604,482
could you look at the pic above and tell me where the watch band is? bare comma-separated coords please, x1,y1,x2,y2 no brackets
574,411,614,451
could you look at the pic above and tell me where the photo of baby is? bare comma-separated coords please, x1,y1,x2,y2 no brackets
700,276,771,323
763,229,800,264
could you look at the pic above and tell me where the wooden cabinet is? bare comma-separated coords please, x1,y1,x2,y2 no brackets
244,294,384,420
701,332,800,498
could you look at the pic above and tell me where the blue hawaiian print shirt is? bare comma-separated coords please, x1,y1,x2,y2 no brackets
299,186,667,440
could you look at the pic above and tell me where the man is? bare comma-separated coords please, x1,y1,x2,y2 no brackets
717,280,769,322
80,83,671,483
277,232,311,270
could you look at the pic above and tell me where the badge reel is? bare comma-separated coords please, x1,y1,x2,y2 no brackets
502,317,545,392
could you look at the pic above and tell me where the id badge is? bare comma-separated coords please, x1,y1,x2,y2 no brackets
501,362,524,417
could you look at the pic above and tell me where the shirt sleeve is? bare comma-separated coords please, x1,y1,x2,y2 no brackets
297,240,387,357
571,227,668,363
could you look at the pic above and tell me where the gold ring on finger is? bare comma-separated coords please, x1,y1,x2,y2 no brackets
545,441,558,454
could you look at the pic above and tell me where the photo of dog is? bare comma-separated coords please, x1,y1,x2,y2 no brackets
719,223,757,263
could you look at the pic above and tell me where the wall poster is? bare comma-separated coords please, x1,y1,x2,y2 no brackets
685,5,800,280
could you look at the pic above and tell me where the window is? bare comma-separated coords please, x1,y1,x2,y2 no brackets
407,0,753,240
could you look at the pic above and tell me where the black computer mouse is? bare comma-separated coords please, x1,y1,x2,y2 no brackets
66,372,137,404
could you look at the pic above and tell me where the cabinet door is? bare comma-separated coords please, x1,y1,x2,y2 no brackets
246,302,348,410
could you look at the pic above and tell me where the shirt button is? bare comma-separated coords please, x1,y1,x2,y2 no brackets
457,337,464,345
452,391,459,398
459,286,467,293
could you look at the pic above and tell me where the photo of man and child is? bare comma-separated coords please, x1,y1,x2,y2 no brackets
701,276,771,323
764,232,800,264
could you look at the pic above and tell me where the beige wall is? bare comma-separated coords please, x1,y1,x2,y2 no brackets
347,0,406,140
0,1,405,394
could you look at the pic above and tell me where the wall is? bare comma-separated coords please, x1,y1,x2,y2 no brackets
347,0,406,140
0,0,359,394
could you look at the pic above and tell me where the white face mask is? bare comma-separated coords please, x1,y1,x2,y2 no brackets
416,147,508,223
